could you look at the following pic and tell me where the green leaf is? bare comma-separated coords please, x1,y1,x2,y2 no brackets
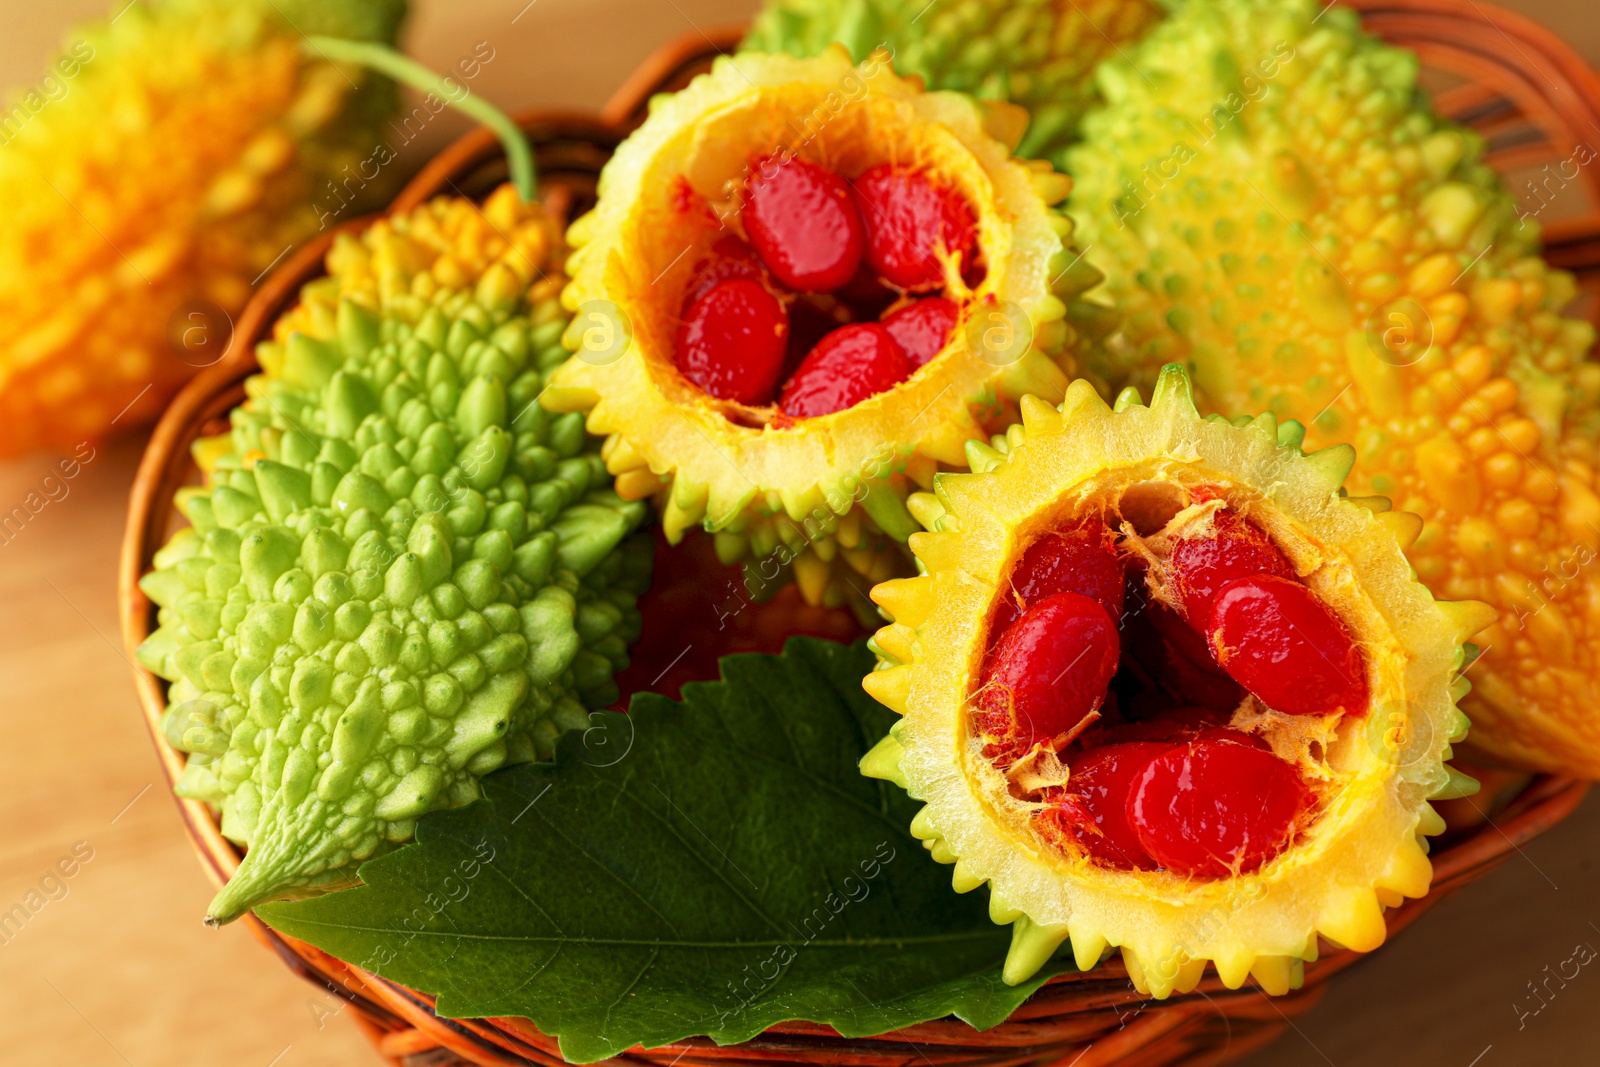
258,638,1072,1062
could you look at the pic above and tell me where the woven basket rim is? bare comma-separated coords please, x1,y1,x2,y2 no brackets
118,4,1600,1064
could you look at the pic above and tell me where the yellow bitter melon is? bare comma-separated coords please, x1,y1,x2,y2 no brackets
0,0,405,456
1067,0,1600,776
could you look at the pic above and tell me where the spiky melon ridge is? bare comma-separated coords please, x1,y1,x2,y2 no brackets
0,0,404,455
740,0,1163,167
1066,0,1600,776
860,365,1493,997
138,187,651,922
545,47,1106,608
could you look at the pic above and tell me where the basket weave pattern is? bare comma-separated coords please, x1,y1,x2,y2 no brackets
120,5,1598,1065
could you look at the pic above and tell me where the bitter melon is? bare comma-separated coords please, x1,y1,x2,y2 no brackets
1067,0,1600,776
741,0,1162,166
137,186,651,923
0,0,404,455
862,365,1491,995
544,47,1107,609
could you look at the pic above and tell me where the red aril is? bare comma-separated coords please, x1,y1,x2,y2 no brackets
1169,508,1295,627
675,278,789,405
882,297,960,367
1207,575,1369,717
1129,740,1310,876
991,524,1126,637
974,591,1120,752
684,236,768,307
778,323,912,418
852,163,978,291
741,155,863,293
1052,742,1173,869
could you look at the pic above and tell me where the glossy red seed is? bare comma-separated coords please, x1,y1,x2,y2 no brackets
1129,740,1310,876
1056,742,1173,869
683,236,768,307
852,163,978,291
675,278,789,405
991,524,1126,637
1169,508,1295,627
974,592,1121,751
882,297,961,367
778,323,912,418
1207,575,1369,717
742,155,864,293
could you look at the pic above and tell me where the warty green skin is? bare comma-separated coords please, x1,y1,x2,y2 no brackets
740,0,1163,166
138,287,651,924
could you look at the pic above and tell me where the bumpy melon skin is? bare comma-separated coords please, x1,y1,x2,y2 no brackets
136,188,651,923
860,365,1492,996
0,0,406,456
546,48,1107,610
1066,0,1600,777
741,0,1162,167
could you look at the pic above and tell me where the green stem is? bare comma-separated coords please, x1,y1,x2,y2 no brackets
304,35,537,203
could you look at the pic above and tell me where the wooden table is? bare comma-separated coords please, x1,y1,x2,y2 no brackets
1,2,1597,1065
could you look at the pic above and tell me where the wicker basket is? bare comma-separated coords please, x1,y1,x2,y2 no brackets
121,5,1599,1065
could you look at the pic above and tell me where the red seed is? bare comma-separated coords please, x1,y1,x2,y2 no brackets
991,524,1126,638
852,163,978,291
1207,575,1369,717
974,591,1121,751
1129,740,1310,876
675,278,789,405
742,155,864,293
1169,508,1295,627
778,323,912,418
683,236,768,308
882,297,961,367
1054,742,1174,869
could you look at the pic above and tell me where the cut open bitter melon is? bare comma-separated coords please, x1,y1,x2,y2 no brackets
860,365,1494,995
544,47,1107,609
